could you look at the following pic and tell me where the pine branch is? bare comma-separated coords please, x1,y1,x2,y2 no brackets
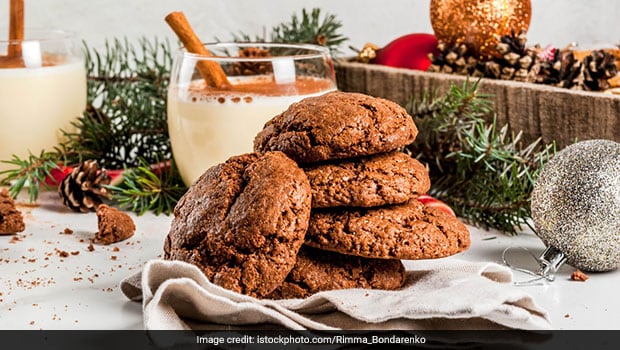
407,80,554,234
106,157,186,216
232,8,348,56
409,79,493,174
272,8,348,55
0,151,60,202
62,37,173,169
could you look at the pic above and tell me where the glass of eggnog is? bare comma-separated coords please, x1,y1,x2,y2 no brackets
167,42,337,185
0,30,86,174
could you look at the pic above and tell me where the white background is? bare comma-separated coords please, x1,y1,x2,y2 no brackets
1,0,619,53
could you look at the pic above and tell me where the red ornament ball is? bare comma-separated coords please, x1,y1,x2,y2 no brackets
372,33,438,71
417,194,456,217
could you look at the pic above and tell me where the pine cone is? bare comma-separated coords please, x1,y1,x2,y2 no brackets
485,30,540,83
581,50,618,91
356,43,379,63
58,160,111,213
537,49,582,89
428,42,474,75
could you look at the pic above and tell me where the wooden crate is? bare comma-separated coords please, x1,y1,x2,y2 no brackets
335,60,620,149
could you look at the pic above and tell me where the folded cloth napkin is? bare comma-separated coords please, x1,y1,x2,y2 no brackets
120,258,551,331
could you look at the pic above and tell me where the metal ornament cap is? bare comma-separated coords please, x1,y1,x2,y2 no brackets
538,245,568,279
531,139,620,272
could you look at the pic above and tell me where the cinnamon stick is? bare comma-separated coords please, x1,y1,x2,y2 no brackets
8,0,25,57
165,11,230,89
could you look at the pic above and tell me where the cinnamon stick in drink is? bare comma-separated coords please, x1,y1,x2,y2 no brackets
0,0,25,67
8,0,25,57
165,11,230,89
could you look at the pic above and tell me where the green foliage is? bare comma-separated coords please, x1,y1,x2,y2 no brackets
63,37,174,169
0,151,59,202
232,8,348,55
106,158,186,216
407,80,555,234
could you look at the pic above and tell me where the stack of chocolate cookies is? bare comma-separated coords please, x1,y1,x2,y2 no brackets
164,91,470,300
255,91,470,298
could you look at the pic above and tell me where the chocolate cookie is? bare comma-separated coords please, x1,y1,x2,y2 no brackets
305,200,470,260
254,91,418,163
164,151,312,298
305,151,430,208
0,188,25,234
95,204,135,245
267,246,406,299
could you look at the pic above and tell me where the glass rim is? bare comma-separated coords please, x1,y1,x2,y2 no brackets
177,42,332,62
0,29,77,44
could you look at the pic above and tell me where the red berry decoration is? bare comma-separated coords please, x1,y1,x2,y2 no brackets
372,33,439,71
417,194,456,217
45,164,129,187
45,165,74,187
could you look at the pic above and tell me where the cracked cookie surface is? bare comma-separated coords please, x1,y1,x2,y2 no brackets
253,91,418,163
305,200,470,260
164,151,312,298
305,151,430,208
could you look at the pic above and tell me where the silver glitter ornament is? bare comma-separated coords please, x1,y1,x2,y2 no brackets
531,139,620,273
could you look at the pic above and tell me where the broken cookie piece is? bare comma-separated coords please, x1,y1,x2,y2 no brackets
570,269,589,282
95,204,135,244
0,188,26,234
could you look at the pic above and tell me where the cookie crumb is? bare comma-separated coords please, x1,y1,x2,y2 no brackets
570,270,589,282
87,242,95,252
62,228,73,235
112,246,120,252
0,188,26,234
111,256,117,261
57,250,69,258
70,251,80,256
564,313,570,318
95,205,135,245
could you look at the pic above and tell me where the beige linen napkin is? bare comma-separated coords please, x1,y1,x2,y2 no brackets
120,258,551,331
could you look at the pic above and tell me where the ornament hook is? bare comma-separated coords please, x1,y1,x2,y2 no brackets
502,245,567,285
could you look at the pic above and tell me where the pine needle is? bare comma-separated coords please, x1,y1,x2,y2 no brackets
232,8,348,56
106,157,186,216
0,151,59,202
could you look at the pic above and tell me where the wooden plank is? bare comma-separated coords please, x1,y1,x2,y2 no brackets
335,60,620,149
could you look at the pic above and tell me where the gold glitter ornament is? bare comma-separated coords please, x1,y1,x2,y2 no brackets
430,0,532,58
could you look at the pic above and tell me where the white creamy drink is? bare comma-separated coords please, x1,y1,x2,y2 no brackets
0,60,86,173
168,76,336,185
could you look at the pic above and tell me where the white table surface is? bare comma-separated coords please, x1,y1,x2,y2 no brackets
1,190,618,330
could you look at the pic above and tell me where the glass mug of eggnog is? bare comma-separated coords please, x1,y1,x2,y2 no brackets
0,30,86,174
167,42,337,185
